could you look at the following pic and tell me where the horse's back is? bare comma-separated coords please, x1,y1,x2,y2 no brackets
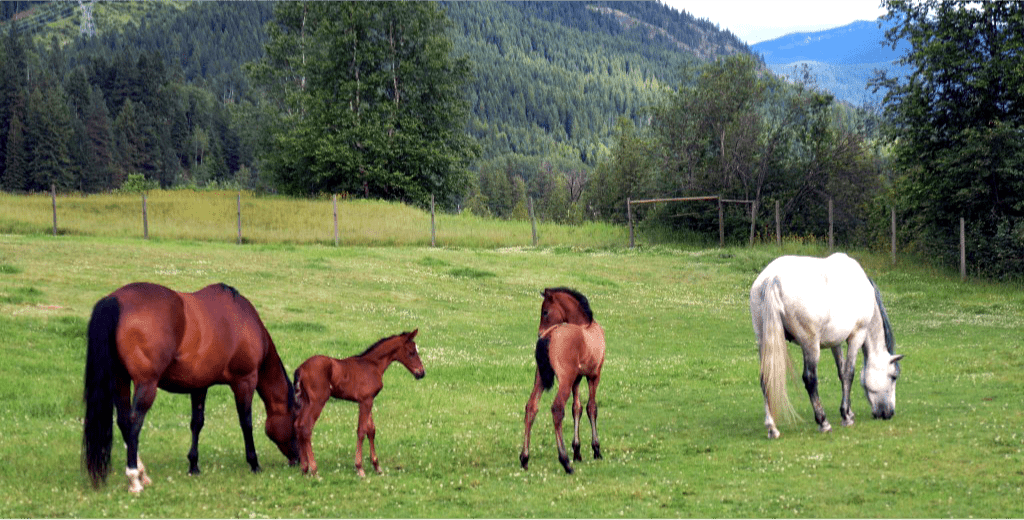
752,253,876,344
110,282,271,389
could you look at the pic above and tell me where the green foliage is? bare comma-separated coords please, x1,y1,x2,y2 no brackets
113,173,157,194
251,2,478,208
877,0,1024,280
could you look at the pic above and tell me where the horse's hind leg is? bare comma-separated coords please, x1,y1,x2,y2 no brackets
520,371,543,470
801,344,831,433
187,388,208,475
586,375,602,459
571,375,584,462
551,381,575,474
760,376,781,439
122,380,158,493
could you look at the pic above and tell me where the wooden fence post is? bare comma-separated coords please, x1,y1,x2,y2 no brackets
529,197,538,246
748,200,757,247
718,197,724,248
775,200,781,248
960,217,966,281
236,192,242,245
828,197,834,251
50,184,57,236
142,192,148,240
333,194,339,247
430,194,436,247
891,207,896,265
627,198,634,249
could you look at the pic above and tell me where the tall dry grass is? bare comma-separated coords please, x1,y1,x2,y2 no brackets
0,190,627,248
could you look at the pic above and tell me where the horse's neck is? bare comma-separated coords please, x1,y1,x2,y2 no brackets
358,342,401,373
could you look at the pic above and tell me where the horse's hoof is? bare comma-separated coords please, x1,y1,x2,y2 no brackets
519,453,529,470
842,418,855,427
593,446,603,460
767,428,781,439
819,421,832,433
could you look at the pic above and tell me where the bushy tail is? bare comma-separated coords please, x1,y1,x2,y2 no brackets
755,278,800,424
535,336,555,390
82,296,120,488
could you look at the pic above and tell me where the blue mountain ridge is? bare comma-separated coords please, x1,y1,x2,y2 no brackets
752,18,910,107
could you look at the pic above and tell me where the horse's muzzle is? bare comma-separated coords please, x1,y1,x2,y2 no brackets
872,407,895,420
414,370,425,380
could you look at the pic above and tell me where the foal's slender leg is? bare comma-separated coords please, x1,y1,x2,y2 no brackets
123,380,158,493
231,383,261,473
366,408,381,475
570,375,584,462
187,388,208,475
294,388,328,476
586,374,602,459
551,379,575,474
800,342,831,433
355,401,374,478
520,371,543,470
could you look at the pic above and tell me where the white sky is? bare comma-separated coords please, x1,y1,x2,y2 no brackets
662,0,889,44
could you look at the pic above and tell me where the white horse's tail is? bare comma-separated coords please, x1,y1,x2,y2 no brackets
756,277,800,424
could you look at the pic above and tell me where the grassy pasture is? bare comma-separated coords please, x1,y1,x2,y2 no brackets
0,232,1021,518
0,190,627,248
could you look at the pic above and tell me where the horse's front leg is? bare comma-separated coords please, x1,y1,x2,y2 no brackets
231,381,261,473
519,371,543,470
832,345,856,427
570,375,583,462
551,382,574,474
188,388,208,475
801,344,831,433
355,401,375,478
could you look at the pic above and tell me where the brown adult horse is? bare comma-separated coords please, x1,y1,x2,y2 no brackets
82,282,299,493
520,287,606,474
293,330,425,477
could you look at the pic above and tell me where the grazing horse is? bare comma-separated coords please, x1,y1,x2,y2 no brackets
520,287,605,474
82,282,299,493
750,253,904,439
292,330,425,477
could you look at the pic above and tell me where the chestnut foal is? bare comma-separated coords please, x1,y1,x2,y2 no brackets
293,330,424,477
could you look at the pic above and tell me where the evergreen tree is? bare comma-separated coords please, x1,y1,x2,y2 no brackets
2,112,27,191
251,2,478,206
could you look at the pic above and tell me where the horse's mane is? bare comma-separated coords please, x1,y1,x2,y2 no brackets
358,333,408,357
547,287,594,323
217,282,241,299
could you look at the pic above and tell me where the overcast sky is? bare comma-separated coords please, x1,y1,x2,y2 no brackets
662,0,889,44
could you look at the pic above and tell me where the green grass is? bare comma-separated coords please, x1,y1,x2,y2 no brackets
0,190,628,248
0,229,1021,516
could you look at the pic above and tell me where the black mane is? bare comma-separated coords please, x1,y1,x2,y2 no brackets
546,287,594,323
358,332,408,357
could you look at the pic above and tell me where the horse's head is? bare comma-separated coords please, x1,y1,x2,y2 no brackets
397,329,425,380
862,353,903,419
539,287,593,334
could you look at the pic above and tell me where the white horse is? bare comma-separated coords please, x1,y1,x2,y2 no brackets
750,253,903,439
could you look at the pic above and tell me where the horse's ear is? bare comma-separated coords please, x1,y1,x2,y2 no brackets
408,329,419,339
890,354,904,364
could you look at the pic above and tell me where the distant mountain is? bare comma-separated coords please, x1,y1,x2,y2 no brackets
753,19,910,107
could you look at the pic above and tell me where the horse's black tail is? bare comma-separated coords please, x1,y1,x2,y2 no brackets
535,336,555,391
83,296,120,488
